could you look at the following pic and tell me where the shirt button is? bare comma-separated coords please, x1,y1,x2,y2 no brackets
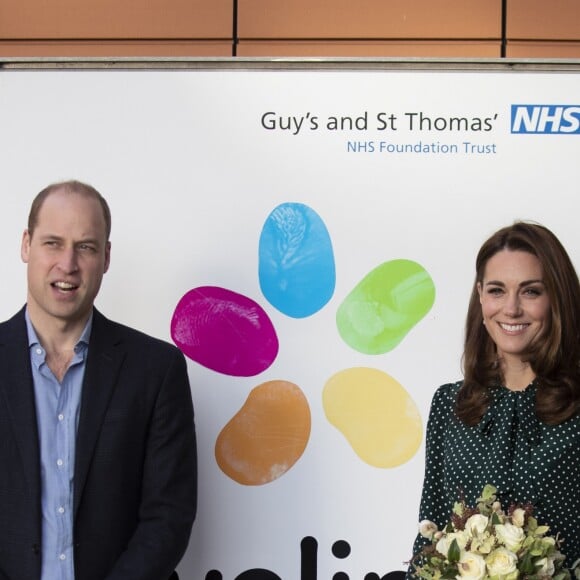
36,348,42,355
59,554,66,561
58,506,65,514
56,459,64,467
58,414,65,421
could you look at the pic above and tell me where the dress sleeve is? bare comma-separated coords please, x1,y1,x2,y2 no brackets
406,383,457,577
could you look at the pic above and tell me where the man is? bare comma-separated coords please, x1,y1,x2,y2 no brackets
0,180,197,580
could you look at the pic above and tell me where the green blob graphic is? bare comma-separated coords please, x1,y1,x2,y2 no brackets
336,259,435,354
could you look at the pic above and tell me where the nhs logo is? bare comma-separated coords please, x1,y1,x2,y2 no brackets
511,105,580,134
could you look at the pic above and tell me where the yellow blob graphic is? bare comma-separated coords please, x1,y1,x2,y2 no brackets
323,367,422,468
216,380,311,485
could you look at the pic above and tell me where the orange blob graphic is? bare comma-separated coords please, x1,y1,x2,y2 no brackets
215,380,311,485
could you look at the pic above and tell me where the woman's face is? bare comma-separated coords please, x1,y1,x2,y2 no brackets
477,249,551,363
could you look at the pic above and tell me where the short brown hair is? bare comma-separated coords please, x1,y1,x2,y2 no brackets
28,180,111,240
458,221,580,425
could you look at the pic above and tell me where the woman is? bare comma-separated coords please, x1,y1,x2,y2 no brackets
410,221,580,574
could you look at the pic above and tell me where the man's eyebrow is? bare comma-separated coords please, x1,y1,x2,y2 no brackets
37,233,63,240
37,234,102,245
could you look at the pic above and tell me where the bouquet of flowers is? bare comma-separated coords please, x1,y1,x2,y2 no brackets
413,484,579,580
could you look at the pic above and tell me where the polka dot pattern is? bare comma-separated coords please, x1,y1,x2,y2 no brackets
411,381,580,571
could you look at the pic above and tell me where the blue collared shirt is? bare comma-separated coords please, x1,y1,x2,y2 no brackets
26,310,92,580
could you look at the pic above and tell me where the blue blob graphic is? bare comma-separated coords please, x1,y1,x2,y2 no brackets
259,203,335,318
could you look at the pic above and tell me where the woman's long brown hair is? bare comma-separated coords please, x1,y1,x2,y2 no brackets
457,222,580,426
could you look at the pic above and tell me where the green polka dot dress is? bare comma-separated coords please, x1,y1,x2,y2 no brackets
411,381,580,571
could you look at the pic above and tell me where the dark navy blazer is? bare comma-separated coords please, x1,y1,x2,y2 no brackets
0,307,197,580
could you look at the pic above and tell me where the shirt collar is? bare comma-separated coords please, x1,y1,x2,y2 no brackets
25,308,93,350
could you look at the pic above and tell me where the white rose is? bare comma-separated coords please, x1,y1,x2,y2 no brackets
536,557,555,576
456,551,487,580
495,523,525,551
486,547,518,576
436,535,451,556
465,514,489,537
437,531,469,557
511,508,526,528
419,519,438,540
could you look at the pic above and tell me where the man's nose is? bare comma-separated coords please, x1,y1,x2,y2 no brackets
58,247,79,273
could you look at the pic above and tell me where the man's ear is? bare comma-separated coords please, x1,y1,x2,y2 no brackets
103,241,111,273
21,229,31,264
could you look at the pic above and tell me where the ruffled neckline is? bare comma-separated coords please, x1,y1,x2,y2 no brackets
496,380,536,395
475,380,541,502
477,381,539,444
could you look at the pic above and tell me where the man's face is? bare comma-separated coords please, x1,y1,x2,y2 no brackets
21,189,111,329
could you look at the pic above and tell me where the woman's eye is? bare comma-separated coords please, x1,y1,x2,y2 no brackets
487,287,503,295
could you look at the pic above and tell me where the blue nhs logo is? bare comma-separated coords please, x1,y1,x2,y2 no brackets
511,105,580,134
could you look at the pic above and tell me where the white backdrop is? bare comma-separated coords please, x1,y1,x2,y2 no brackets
0,62,579,580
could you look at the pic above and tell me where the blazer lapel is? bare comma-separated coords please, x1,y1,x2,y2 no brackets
73,309,126,517
0,308,41,498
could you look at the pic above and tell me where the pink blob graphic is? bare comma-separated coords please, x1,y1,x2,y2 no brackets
171,286,279,377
